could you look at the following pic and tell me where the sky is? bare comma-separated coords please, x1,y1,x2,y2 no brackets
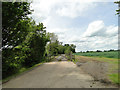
29,0,118,52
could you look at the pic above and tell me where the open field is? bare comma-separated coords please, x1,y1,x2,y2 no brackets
74,51,119,59
74,52,119,85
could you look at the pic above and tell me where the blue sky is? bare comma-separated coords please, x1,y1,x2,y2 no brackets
30,0,118,52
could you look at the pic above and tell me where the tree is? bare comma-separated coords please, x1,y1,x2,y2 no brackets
2,2,32,48
96,50,102,52
21,23,49,67
2,2,33,78
46,40,59,56
57,44,65,54
65,47,71,56
64,44,76,53
46,33,59,56
70,44,76,53
48,32,58,43
114,1,120,15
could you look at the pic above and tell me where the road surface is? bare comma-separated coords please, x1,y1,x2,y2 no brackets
3,61,116,88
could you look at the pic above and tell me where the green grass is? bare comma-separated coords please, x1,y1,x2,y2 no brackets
72,58,78,64
74,51,119,59
109,73,119,84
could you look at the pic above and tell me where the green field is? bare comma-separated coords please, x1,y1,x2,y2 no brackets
74,51,119,59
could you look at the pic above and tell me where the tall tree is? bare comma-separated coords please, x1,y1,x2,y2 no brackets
22,23,49,66
2,2,32,78
46,33,58,56
2,2,32,48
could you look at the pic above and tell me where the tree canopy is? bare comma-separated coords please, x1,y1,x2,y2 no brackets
2,2,32,48
46,33,76,56
2,2,49,78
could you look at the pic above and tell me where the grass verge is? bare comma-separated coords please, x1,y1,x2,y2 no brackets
74,55,119,85
109,73,119,84
2,62,44,84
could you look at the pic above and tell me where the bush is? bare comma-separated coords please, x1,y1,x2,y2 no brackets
2,48,22,78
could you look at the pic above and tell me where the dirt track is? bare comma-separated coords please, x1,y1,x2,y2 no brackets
3,61,116,88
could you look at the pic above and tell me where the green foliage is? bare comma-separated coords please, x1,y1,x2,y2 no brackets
46,40,76,56
2,2,32,47
65,47,71,55
21,23,49,67
47,40,59,56
2,48,22,78
2,2,33,79
46,33,76,56
114,1,120,15
69,44,76,53
2,2,49,79
57,44,65,54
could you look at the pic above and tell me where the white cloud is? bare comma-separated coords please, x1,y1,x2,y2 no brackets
83,20,105,37
30,0,97,21
74,20,118,52
46,28,69,33
56,2,96,18
106,25,118,36
75,36,118,52
83,20,118,37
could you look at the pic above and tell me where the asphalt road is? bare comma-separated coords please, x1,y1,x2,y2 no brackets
3,61,117,88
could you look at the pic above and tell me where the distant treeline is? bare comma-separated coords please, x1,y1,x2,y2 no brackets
2,2,75,79
74,49,119,59
78,49,119,53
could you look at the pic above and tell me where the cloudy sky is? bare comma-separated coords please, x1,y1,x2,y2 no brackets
30,0,118,52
